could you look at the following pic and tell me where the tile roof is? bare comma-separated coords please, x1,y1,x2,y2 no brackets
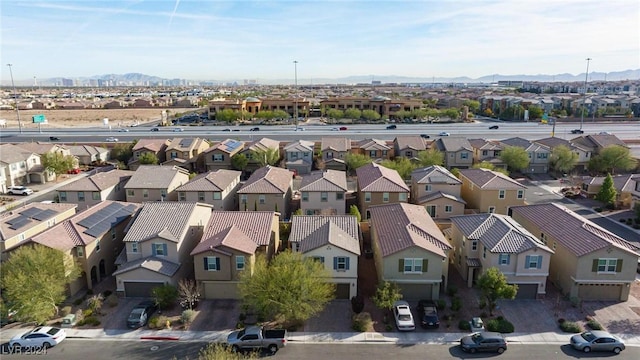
368,203,451,257
175,169,241,192
0,143,37,164
500,137,532,148
411,165,461,185
299,170,348,192
586,134,628,149
509,203,640,257
450,213,551,254
289,215,360,255
0,202,78,243
415,191,466,205
165,137,208,152
132,138,169,152
394,136,427,151
16,142,68,155
582,174,639,193
112,256,181,277
204,139,245,154
459,168,527,189
191,224,258,256
356,163,410,192
68,145,109,157
321,137,351,152
124,165,189,189
198,211,277,247
356,138,390,151
284,140,315,152
436,137,473,152
123,202,210,243
468,139,503,151
245,138,280,152
58,169,135,191
237,165,293,194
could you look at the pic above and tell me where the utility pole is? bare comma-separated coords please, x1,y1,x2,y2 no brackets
293,60,298,130
7,63,23,133
580,58,591,130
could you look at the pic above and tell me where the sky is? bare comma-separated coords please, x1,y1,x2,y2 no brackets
1,0,639,84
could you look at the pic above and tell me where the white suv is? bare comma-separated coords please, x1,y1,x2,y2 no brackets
7,186,34,196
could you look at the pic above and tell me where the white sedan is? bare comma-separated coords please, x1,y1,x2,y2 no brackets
438,132,450,136
10,326,66,349
393,300,415,331
105,137,119,142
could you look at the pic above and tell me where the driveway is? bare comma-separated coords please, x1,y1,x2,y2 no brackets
189,299,240,331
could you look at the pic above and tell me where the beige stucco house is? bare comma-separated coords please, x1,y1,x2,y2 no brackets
468,139,505,169
237,165,293,218
411,165,465,219
57,169,134,208
580,174,639,209
128,138,169,170
299,170,348,215
240,138,281,174
202,139,245,172
67,145,110,166
163,137,210,172
176,169,242,210
356,162,409,219
125,165,190,202
0,143,46,186
321,137,351,171
284,140,315,175
393,136,427,161
500,137,550,174
435,137,474,170
353,139,392,162
459,168,527,215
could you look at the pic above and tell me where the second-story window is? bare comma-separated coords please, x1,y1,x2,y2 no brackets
198,192,205,201
143,189,149,198
78,191,85,202
364,192,371,202
321,192,328,202
179,192,186,201
517,190,524,199
498,190,505,199
383,192,389,202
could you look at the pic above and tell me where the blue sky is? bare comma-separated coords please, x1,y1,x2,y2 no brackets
1,0,638,83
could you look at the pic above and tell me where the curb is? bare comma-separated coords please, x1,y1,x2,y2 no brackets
140,336,180,341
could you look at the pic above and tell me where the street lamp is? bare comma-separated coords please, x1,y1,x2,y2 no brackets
293,60,298,129
6,63,23,133
580,58,592,130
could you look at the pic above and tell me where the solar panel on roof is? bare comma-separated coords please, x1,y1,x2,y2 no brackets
31,209,59,221
180,138,194,148
9,217,32,230
82,203,136,237
77,202,123,228
84,220,112,238
19,207,43,217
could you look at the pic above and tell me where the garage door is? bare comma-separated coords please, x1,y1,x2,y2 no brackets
578,284,622,301
123,282,164,298
514,284,538,299
203,282,240,299
398,283,433,300
335,284,350,299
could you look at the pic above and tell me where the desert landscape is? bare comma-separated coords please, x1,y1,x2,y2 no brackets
0,108,201,129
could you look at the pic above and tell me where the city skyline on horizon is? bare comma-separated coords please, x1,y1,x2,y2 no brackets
1,0,639,85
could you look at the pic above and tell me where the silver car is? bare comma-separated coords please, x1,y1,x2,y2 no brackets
570,330,625,354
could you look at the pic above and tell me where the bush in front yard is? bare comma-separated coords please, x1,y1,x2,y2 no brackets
436,299,446,311
450,297,462,312
458,320,471,331
148,315,169,329
352,312,373,332
181,309,196,327
587,319,603,330
559,321,583,333
106,294,118,307
60,306,72,316
351,295,365,314
486,318,514,333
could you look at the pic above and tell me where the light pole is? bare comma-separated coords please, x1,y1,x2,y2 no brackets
580,58,591,130
293,60,298,130
6,64,23,133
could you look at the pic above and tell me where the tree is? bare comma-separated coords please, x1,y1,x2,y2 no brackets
196,343,259,360
442,108,460,121
476,267,518,316
361,109,381,121
462,100,480,114
238,251,334,325
138,152,159,165
450,168,461,178
111,143,134,164
41,152,76,178
0,244,80,324
416,148,444,167
349,205,361,222
473,161,509,176
588,145,636,175
151,284,179,310
326,109,344,120
380,158,415,180
595,173,617,208
500,146,530,173
216,109,240,123
549,145,578,174
344,108,362,120
231,154,248,171
344,153,372,175
178,279,201,310
526,105,544,120
372,281,402,316
251,148,280,167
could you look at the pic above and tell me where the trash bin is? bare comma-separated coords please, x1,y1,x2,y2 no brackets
61,314,77,328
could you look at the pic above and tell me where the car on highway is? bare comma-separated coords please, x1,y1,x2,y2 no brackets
460,332,507,354
386,124,397,130
393,300,415,331
571,129,584,134
420,134,430,139
331,127,339,131
106,137,119,142
417,300,439,329
295,127,305,131
222,128,231,132
118,128,129,132
127,300,158,329
570,330,625,354
598,131,612,135
150,128,159,132
339,126,348,131
7,186,34,196
438,132,450,136
489,125,499,129
249,127,260,131
9,326,66,349
173,127,184,132
49,136,60,141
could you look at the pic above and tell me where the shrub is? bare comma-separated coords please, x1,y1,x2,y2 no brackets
451,297,462,312
559,321,583,333
82,309,93,318
106,294,118,308
436,299,446,311
151,284,179,310
458,320,471,331
61,306,72,316
557,318,566,324
181,309,196,326
486,318,514,333
447,286,458,297
351,295,365,314
102,290,112,297
587,319,603,330
82,316,101,326
352,312,372,332
73,298,83,306
148,315,168,329
87,294,104,314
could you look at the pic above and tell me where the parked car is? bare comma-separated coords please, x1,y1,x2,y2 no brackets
7,186,34,196
417,300,439,329
249,127,260,131
49,136,60,141
570,330,625,354
489,125,499,129
127,301,158,329
226,326,287,354
460,332,507,354
420,134,430,139
386,124,397,130
106,137,119,142
438,132,450,136
150,128,159,132
339,126,348,131
571,129,584,134
9,326,66,349
393,300,415,331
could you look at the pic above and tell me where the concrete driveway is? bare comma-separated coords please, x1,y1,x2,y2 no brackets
189,299,241,331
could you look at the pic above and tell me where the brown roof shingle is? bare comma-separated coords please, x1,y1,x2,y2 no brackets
198,211,277,247
356,163,410,192
459,168,527,190
237,165,293,194
289,215,360,255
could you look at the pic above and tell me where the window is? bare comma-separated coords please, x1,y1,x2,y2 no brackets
364,192,371,202
290,152,298,160
143,189,149,198
540,233,547,244
334,256,349,271
312,256,325,264
160,189,167,199
213,154,224,162
402,258,424,273
59,191,67,202
127,189,134,197
517,190,524,199
303,152,309,158
382,150,388,157
472,241,478,251
204,256,220,271
301,192,309,201
399,193,407,201
369,150,376,158
426,205,436,217
494,150,501,157
483,247,487,259
382,192,389,202
482,150,488,156
326,151,334,159
461,152,469,159
336,192,344,200
236,256,245,270
78,191,85,202
18,233,25,241
425,184,432,191
595,258,619,273
536,153,548,159
92,192,100,200
240,194,247,204
76,247,84,257
499,254,510,265
213,192,221,200
96,239,101,252
321,192,328,202
525,255,542,269
445,205,453,213
179,192,186,201
488,206,496,213
131,243,138,253
498,190,505,199
198,192,205,201
111,228,116,240
170,151,178,159
406,151,413,158
153,243,167,256
259,195,265,204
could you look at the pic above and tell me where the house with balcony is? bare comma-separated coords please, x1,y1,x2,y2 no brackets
240,138,281,175
289,215,360,299
368,203,452,300
499,137,551,174
509,203,640,301
284,140,315,175
458,168,527,215
113,202,213,297
449,213,553,298
163,137,210,172
202,139,245,172
57,169,134,208
124,165,190,202
237,165,293,217
393,136,427,161
176,169,242,210
356,162,410,218
299,169,348,215
321,137,351,172
410,165,465,219
191,211,280,299
128,139,169,170
353,138,392,162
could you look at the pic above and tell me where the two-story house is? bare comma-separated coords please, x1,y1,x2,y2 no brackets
163,137,210,172
356,162,409,218
0,143,45,186
191,211,280,299
500,137,550,174
449,213,553,298
458,168,527,215
393,136,427,161
29,201,140,295
321,137,351,172
410,165,465,219
67,145,110,166
202,139,245,172
533,137,592,173
176,169,242,210
368,203,452,300
468,139,505,169
579,174,639,209
237,165,293,217
299,170,348,215
289,215,360,299
631,175,640,209
128,138,169,170
241,138,281,175
57,169,134,207
435,137,474,170
113,202,213,297
353,139,392,162
17,142,77,175
125,165,190,202
509,203,640,301
571,134,628,158
284,140,315,175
